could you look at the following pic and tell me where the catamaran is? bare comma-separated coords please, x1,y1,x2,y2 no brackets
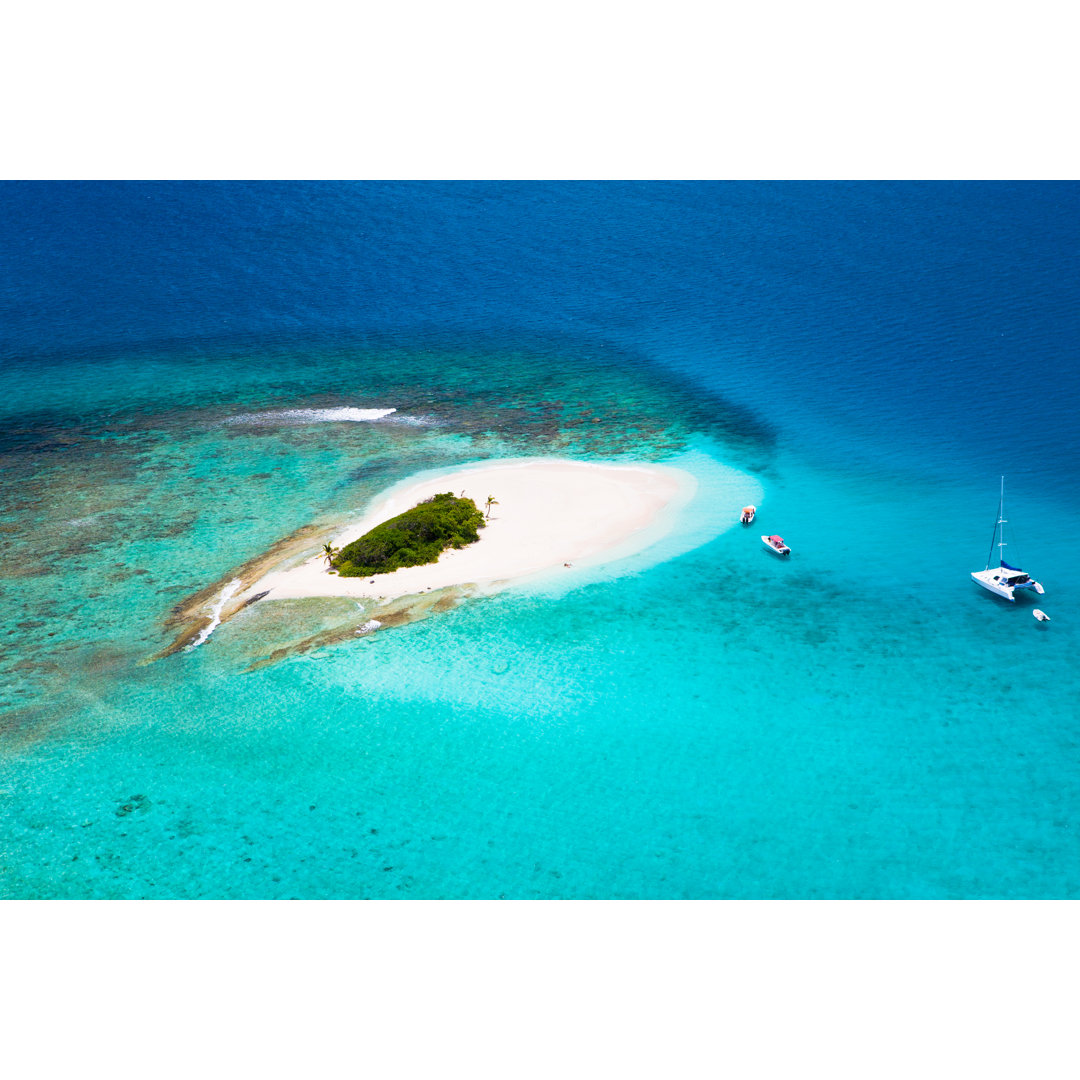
971,477,1044,602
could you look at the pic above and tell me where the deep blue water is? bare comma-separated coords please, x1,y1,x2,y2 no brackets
2,182,1078,898
5,181,1078,474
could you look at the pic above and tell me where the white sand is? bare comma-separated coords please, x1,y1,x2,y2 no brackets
246,458,695,602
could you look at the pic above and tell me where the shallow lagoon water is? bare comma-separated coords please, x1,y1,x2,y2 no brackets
2,182,1078,898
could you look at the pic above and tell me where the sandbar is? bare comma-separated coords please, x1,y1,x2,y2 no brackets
244,458,694,603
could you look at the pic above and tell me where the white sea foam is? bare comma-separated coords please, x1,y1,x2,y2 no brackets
227,407,397,425
355,619,383,634
185,578,243,651
383,413,438,427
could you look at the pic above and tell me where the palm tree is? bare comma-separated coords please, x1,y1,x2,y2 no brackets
322,542,339,567
484,495,498,519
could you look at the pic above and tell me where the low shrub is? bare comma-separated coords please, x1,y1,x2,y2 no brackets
333,493,485,577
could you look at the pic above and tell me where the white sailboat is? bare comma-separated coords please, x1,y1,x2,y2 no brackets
971,477,1044,602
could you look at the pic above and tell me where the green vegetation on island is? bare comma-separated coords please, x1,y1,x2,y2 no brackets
332,493,486,577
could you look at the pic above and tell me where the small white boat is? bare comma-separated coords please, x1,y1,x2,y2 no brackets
971,477,1044,602
1034,609,1050,622
740,505,756,525
761,534,790,556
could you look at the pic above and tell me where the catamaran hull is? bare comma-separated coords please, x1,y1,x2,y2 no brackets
971,573,1018,601
971,570,1044,602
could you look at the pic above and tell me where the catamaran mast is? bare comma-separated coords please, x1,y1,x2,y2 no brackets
986,475,1006,570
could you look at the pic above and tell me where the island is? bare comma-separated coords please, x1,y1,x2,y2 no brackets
252,457,694,601
156,457,701,662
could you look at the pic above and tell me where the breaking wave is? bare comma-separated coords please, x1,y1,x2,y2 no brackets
185,579,243,651
383,413,438,427
227,407,397,425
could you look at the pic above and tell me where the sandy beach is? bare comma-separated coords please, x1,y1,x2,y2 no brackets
244,458,695,603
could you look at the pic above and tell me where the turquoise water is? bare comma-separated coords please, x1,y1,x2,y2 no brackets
3,182,1079,898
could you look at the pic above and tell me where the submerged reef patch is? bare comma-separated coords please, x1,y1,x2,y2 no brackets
6,330,777,707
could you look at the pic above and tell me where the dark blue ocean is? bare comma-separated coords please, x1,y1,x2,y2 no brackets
3,181,1079,898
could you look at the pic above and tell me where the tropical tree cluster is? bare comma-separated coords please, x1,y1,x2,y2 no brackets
332,493,486,577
